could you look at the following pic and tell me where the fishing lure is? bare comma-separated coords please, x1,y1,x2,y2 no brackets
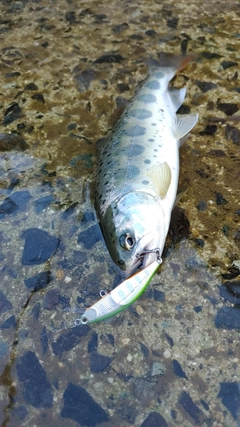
80,253,162,325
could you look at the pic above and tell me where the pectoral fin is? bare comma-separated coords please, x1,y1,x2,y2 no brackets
147,162,172,198
173,113,198,146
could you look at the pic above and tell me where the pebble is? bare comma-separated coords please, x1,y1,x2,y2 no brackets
77,224,102,250
90,352,112,373
0,190,31,219
218,382,240,420
16,351,53,408
215,307,240,329
141,411,168,427
61,382,109,426
24,271,52,291
172,359,188,379
0,133,29,151
52,325,89,357
151,361,166,376
179,390,204,424
21,228,60,265
0,290,13,314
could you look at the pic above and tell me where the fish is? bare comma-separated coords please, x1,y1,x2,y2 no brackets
80,258,161,324
96,55,198,276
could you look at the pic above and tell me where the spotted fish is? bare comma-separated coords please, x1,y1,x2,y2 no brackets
96,55,198,276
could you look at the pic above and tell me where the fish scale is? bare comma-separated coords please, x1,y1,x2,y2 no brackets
96,56,198,276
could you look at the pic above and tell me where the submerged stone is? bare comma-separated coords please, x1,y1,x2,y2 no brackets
24,271,52,291
21,228,60,265
90,351,112,373
141,412,168,427
77,224,102,249
179,391,204,424
172,359,188,379
61,382,109,426
16,351,53,408
0,290,13,314
0,191,31,219
52,325,89,356
218,382,240,420
215,306,240,329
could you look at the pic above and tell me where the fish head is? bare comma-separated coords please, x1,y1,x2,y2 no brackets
102,192,166,276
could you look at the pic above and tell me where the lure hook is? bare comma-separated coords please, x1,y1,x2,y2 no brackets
136,248,162,264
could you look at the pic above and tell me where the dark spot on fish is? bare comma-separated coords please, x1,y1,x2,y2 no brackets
148,138,154,142
127,165,140,179
154,149,158,152
130,109,152,120
145,80,160,90
142,180,149,185
117,260,125,266
138,93,157,103
151,123,157,126
126,126,146,137
144,159,151,164
130,144,145,156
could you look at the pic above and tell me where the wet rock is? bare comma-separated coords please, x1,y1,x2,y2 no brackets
21,228,60,265
168,206,190,243
141,411,168,427
215,192,228,206
90,351,112,373
31,93,45,103
1,315,16,329
217,102,239,116
24,271,52,291
88,332,98,353
179,390,204,424
208,149,226,157
61,382,109,426
77,224,102,250
94,53,124,64
195,80,217,92
165,333,174,347
196,200,207,211
151,362,166,376
117,405,137,424
16,351,53,408
218,382,240,420
220,60,238,69
225,124,240,146
112,23,128,34
215,307,240,329
24,82,38,91
0,133,29,151
73,250,87,264
185,257,206,271
201,52,222,59
74,68,97,91
52,325,89,356
132,378,157,404
194,305,202,313
0,341,9,358
145,29,157,37
199,124,217,136
0,290,12,314
219,284,240,304
13,405,28,421
65,11,77,24
34,195,55,213
153,289,165,302
0,190,31,219
140,342,149,357
172,359,188,379
40,326,49,355
167,17,179,28
43,289,60,310
2,102,24,125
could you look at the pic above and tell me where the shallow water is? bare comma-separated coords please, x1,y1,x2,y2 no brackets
0,0,240,426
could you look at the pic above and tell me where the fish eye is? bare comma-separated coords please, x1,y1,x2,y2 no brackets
119,233,135,250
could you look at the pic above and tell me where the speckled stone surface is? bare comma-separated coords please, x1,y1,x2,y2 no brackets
0,1,240,426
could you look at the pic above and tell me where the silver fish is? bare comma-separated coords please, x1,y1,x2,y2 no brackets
96,55,198,276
